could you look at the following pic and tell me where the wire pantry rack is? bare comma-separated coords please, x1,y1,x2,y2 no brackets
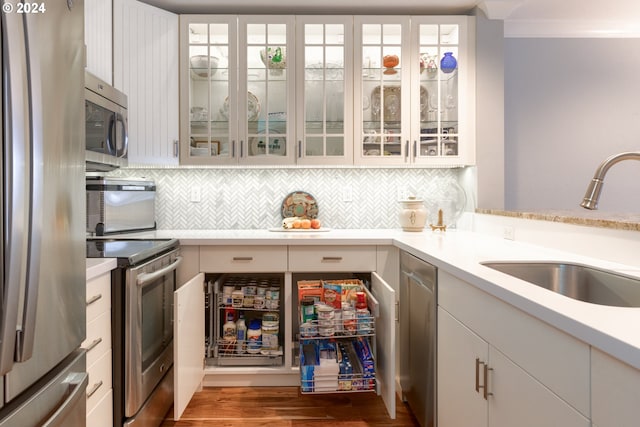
213,339,283,366
300,373,376,394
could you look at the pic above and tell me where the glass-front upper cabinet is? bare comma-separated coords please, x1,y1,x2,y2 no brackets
354,16,474,166
180,15,238,165
295,16,353,165
410,16,475,166
180,15,295,165
239,16,295,165
354,17,411,165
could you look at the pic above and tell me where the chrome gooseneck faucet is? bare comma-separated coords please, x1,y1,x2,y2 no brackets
580,151,640,210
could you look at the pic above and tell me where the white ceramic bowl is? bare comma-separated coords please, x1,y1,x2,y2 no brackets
190,55,219,78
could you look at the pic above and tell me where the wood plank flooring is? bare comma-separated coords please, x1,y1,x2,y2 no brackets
162,386,420,426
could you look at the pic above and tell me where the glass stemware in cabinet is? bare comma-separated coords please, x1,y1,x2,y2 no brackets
296,18,351,165
360,22,404,160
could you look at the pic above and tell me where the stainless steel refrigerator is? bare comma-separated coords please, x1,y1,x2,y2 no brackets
1,1,87,425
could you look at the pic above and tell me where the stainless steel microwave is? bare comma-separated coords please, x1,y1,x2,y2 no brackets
85,71,128,171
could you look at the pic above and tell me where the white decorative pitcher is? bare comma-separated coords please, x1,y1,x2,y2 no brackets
399,196,427,231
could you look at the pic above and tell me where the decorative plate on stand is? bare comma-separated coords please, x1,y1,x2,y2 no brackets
281,191,318,219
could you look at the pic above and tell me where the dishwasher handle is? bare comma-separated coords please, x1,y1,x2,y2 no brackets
401,269,436,293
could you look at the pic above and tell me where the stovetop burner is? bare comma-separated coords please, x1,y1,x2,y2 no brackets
86,238,179,266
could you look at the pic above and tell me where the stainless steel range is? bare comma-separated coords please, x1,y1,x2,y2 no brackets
87,238,181,427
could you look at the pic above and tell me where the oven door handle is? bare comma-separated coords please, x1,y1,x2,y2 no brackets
136,256,183,287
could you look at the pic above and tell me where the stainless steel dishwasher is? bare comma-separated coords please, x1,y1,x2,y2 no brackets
400,251,437,427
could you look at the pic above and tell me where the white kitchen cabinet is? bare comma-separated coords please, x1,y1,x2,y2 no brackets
179,15,239,165
354,16,475,166
180,15,296,165
288,245,376,272
83,270,113,427
85,0,112,84
438,270,590,427
199,245,288,272
409,16,475,166
113,0,179,165
438,307,488,427
591,347,640,427
294,16,354,165
173,245,397,420
174,273,205,420
354,16,410,165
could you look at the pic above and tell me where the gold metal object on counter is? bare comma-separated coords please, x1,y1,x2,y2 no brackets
430,209,447,232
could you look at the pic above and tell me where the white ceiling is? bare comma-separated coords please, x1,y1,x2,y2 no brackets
139,0,640,37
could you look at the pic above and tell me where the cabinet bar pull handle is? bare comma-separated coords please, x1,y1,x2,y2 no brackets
86,380,103,399
240,140,244,158
322,256,343,262
232,256,253,261
173,140,179,157
475,358,493,399
86,294,102,306
413,140,417,158
232,140,236,157
483,364,494,400
84,337,103,352
405,140,409,161
298,140,302,158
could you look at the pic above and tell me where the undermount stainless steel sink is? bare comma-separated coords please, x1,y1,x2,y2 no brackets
481,261,640,307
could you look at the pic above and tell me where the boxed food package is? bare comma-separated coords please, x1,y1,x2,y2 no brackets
321,279,364,309
297,280,323,304
322,282,342,309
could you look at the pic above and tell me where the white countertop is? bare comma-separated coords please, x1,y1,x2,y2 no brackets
106,228,640,370
86,258,117,281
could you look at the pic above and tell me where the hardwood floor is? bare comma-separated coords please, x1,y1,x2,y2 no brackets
162,386,420,426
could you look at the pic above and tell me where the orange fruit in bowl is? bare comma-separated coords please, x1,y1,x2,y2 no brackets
300,219,311,229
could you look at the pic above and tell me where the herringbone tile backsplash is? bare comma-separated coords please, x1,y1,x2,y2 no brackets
112,167,467,229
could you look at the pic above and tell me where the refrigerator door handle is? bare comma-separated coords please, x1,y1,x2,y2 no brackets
41,371,89,427
0,10,31,375
15,13,45,363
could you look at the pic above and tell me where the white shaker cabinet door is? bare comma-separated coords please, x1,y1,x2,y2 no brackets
174,273,205,420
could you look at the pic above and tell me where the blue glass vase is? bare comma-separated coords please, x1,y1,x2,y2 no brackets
440,52,457,74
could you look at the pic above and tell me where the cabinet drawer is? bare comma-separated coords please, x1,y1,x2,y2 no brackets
438,270,590,417
289,246,376,272
87,388,113,427
200,246,287,272
86,273,111,323
83,310,111,368
86,350,112,413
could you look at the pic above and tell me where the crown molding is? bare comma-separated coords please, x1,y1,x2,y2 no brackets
504,19,640,38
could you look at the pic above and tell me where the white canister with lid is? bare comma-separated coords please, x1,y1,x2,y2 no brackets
399,196,427,231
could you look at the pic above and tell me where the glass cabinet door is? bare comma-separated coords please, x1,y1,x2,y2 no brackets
240,16,295,164
411,17,474,165
181,16,238,165
355,17,411,165
296,16,353,165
